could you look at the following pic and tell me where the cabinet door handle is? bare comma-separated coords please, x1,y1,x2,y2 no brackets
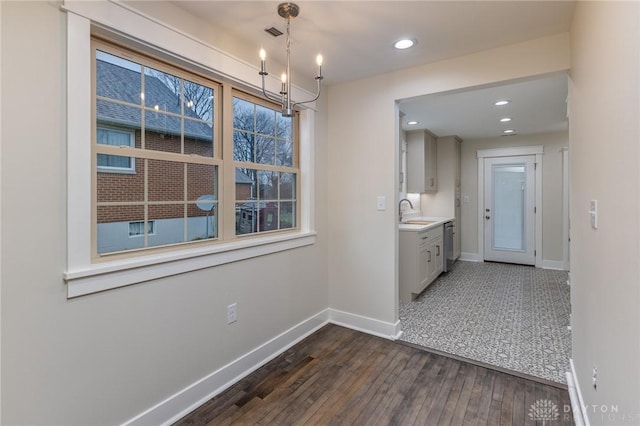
436,245,440,256
427,251,432,262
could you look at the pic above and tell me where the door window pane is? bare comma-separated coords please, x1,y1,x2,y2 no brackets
492,164,525,251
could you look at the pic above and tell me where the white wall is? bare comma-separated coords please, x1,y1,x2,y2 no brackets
0,2,328,425
569,2,640,424
459,131,568,265
327,33,570,325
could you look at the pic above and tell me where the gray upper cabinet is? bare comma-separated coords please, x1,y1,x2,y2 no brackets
407,130,437,193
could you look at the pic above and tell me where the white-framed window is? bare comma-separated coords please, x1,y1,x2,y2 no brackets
93,41,221,257
97,127,135,173
129,220,155,237
64,6,316,298
233,93,299,236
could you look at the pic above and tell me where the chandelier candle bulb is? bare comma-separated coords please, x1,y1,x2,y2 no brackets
316,54,323,78
259,48,267,74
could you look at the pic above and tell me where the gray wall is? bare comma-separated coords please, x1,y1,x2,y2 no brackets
570,2,640,423
0,2,328,424
459,131,568,264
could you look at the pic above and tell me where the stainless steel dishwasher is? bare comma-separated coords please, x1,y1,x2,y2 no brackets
443,221,454,272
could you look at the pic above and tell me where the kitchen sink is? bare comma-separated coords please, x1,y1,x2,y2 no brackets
403,220,436,225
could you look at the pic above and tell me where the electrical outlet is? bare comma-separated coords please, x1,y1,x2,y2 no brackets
592,366,598,390
227,303,238,324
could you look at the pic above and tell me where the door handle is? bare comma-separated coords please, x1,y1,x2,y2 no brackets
436,245,440,256
485,215,491,220
427,251,432,262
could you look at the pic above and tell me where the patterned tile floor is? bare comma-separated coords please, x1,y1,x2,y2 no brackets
399,261,571,384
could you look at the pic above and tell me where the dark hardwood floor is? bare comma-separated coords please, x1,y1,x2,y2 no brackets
175,324,574,425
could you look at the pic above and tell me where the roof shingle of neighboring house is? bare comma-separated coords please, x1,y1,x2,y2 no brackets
96,59,213,141
235,168,253,184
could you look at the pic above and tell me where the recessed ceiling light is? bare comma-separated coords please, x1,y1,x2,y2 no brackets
503,129,516,134
407,120,419,125
495,100,510,106
500,117,512,122
394,39,415,50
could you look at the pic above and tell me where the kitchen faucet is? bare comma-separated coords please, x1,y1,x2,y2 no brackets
398,198,414,222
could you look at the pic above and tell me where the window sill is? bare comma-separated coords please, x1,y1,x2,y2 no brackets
64,231,316,298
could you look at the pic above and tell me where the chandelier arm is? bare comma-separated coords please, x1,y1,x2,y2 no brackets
260,74,282,103
291,78,322,110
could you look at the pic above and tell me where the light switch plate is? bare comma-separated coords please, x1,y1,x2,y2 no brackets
376,196,386,211
590,200,598,229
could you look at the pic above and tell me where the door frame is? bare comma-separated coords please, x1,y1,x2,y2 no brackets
477,145,543,268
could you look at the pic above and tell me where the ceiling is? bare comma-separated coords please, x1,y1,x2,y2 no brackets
171,1,575,140
399,72,569,139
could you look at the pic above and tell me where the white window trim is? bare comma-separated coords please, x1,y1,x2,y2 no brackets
64,3,317,298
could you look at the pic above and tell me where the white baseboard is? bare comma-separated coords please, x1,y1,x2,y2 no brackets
459,252,483,262
567,359,590,426
541,259,568,270
122,307,403,425
123,309,330,426
328,308,402,340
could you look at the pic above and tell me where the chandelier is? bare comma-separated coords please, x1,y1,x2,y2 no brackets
259,2,323,117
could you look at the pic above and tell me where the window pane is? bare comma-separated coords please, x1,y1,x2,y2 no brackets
258,170,278,200
235,168,254,201
255,136,275,165
258,202,279,231
187,164,217,202
145,111,181,153
233,97,254,131
186,162,218,240
183,80,213,123
97,154,132,169
280,201,295,229
187,204,217,241
233,130,254,162
144,67,182,115
236,201,257,235
148,159,184,202
97,155,143,202
148,204,185,247
97,205,144,254
255,105,275,136
184,118,213,156
96,50,142,105
277,140,293,167
96,100,141,132
276,112,292,141
97,128,131,147
279,173,296,199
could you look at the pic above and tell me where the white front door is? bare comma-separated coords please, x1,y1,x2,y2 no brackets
483,155,535,265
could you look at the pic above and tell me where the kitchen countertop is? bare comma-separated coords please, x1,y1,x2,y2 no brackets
398,216,454,232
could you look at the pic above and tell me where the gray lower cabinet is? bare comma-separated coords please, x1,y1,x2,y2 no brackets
399,225,444,303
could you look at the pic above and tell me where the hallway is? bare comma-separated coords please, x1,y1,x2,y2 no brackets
399,261,571,384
